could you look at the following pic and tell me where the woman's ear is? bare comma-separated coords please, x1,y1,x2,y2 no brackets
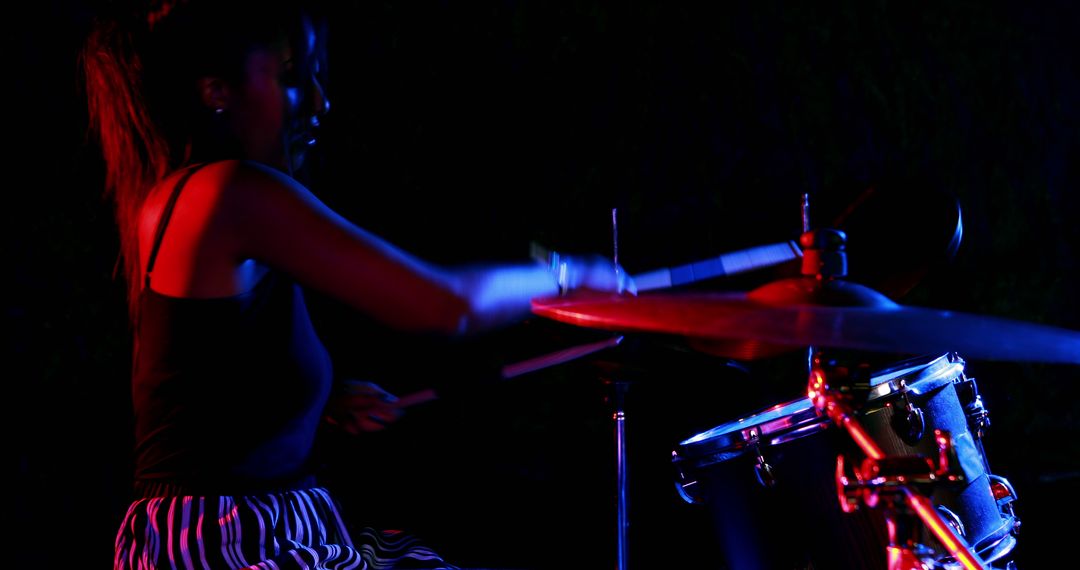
197,76,230,113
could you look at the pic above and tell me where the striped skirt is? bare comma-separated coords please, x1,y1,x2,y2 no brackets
114,487,457,569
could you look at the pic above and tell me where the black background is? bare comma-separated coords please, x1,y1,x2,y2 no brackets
9,1,1080,568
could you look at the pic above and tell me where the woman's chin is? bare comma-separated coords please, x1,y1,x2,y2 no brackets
287,140,316,173
280,148,302,173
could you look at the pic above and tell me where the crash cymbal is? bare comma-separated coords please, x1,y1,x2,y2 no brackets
531,284,1080,363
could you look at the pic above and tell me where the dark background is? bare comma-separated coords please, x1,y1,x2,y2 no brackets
9,1,1080,568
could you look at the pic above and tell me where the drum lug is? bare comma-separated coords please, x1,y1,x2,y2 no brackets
988,474,1021,524
956,374,991,440
754,454,776,488
747,432,777,488
934,505,966,539
671,450,703,505
674,479,702,505
889,384,926,446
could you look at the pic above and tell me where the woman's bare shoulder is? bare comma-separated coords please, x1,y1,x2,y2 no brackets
208,159,325,213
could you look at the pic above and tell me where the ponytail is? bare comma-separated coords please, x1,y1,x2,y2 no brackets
81,12,171,324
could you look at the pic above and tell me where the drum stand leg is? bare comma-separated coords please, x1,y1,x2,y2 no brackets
882,499,934,570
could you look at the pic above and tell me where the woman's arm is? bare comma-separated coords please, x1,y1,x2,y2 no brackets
219,160,630,335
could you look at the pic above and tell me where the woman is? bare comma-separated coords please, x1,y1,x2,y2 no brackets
82,1,633,568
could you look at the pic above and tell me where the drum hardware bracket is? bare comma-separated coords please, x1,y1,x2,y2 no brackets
834,429,987,570
889,381,928,446
809,350,989,570
835,433,962,514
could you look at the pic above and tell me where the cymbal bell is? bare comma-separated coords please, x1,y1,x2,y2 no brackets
531,283,1080,363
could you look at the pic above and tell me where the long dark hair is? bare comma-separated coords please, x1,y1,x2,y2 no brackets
81,0,306,323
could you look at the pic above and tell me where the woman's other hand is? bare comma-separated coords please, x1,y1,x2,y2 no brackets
324,379,403,434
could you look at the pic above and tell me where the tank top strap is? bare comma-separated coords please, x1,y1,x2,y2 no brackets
144,163,212,288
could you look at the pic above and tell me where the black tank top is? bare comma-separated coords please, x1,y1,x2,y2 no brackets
131,163,333,496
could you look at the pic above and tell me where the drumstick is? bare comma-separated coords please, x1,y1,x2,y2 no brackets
500,335,623,378
392,335,625,408
530,240,802,292
394,388,440,408
632,241,802,291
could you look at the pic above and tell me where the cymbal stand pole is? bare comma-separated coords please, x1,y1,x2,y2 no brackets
610,207,630,570
808,366,989,570
612,378,630,570
801,192,811,233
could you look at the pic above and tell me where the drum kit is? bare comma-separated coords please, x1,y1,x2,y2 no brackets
526,201,1080,570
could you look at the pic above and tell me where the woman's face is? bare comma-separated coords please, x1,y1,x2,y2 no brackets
228,18,329,174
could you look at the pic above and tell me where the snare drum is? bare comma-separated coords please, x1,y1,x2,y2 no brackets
672,353,1018,569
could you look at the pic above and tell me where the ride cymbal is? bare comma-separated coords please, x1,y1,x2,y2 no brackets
531,285,1080,363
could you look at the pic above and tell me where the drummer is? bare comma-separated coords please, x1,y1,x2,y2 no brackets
82,2,635,568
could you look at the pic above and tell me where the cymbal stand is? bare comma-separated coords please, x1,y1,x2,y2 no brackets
585,355,638,570
807,353,989,570
609,206,630,570
609,376,630,570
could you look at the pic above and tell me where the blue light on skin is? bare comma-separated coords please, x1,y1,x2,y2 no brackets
284,19,330,177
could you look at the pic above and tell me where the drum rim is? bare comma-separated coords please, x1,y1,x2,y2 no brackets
676,352,966,459
676,396,822,455
865,352,965,400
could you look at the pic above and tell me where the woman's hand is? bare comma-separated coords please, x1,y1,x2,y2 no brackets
558,253,638,295
323,379,403,434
